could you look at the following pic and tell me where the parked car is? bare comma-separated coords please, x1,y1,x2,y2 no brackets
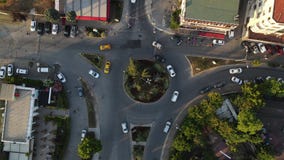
81,129,87,141
121,122,128,134
231,76,242,85
104,60,111,74
212,39,225,45
171,91,179,102
78,87,83,97
229,68,242,74
277,78,284,83
44,22,52,34
37,22,44,35
0,66,6,79
16,68,28,75
64,25,71,37
163,121,172,133
200,86,213,94
7,64,13,77
30,20,36,32
131,0,136,3
253,45,260,54
214,81,226,89
176,39,183,46
37,67,49,73
276,45,284,55
56,72,66,83
255,76,264,84
89,69,100,78
70,25,78,38
258,43,267,53
52,23,59,35
166,65,176,77
99,44,111,51
152,41,162,50
154,55,165,63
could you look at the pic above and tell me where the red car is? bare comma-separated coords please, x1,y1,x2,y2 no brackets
276,45,283,55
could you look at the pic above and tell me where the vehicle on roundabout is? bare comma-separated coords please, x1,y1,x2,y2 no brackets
56,72,66,83
99,44,111,51
89,69,100,79
229,68,242,74
200,86,213,94
121,122,128,134
166,65,176,77
163,121,172,133
171,91,179,102
104,60,111,74
152,41,162,50
231,76,242,85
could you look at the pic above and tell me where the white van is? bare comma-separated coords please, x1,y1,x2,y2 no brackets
37,67,49,73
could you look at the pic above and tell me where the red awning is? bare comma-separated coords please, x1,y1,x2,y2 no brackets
198,31,225,39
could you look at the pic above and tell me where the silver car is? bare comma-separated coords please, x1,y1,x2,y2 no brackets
163,121,172,133
89,69,100,79
70,25,78,38
166,65,176,77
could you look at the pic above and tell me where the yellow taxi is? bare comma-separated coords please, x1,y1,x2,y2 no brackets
104,60,111,74
99,44,111,51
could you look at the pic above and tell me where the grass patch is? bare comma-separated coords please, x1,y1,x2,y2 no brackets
81,53,105,70
56,90,69,109
133,145,144,160
187,56,244,75
170,9,180,29
4,76,44,89
132,127,150,142
45,116,70,160
125,59,169,102
80,78,96,128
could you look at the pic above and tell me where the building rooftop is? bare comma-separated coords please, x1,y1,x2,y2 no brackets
0,84,15,101
185,0,239,24
2,86,35,143
65,0,109,21
273,0,284,23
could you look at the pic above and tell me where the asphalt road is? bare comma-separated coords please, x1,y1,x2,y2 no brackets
0,0,282,160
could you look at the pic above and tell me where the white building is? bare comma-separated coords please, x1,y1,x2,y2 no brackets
0,84,38,160
247,0,284,35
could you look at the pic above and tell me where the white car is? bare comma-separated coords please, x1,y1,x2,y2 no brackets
163,121,172,133
229,68,242,74
166,65,176,77
212,39,224,45
171,91,179,102
152,41,162,50
131,0,136,3
30,20,36,32
121,122,128,134
81,129,87,141
89,69,100,79
231,76,242,85
258,43,267,53
0,66,6,79
16,68,28,75
52,23,59,35
56,72,66,83
7,64,13,76
253,45,260,54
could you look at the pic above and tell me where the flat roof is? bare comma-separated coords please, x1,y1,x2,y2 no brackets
185,0,239,24
65,0,108,21
2,86,35,142
0,84,15,101
273,0,284,23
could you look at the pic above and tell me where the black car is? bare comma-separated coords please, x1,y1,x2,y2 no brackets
200,86,213,94
154,55,166,63
213,81,226,89
64,25,71,37
37,22,44,35
44,22,52,34
254,76,264,84
78,87,83,97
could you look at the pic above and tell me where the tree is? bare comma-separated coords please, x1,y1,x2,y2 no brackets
78,137,102,159
127,58,138,77
44,8,60,22
66,11,77,22
237,110,263,135
141,68,151,78
256,147,274,160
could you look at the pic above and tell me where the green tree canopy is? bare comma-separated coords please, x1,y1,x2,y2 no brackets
66,11,77,22
44,8,60,22
237,110,263,135
127,58,138,77
78,137,102,159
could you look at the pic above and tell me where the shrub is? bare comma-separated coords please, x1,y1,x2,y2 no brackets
170,9,181,29
267,62,280,68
